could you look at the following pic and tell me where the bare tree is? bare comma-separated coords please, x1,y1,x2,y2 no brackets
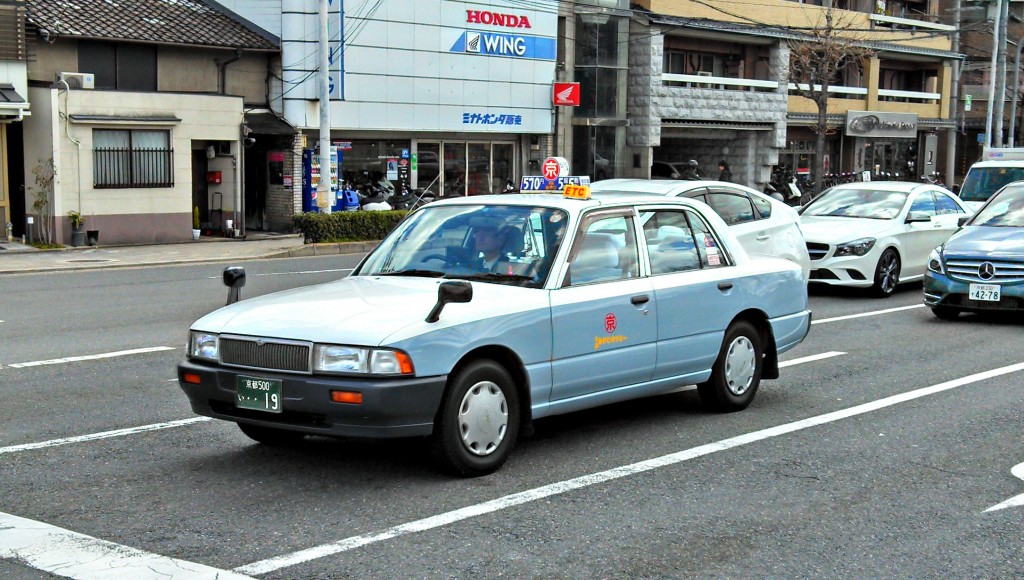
788,8,874,200
28,158,56,245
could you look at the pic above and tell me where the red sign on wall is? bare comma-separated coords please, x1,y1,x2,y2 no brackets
553,82,581,107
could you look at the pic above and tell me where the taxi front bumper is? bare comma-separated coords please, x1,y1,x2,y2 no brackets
177,360,447,438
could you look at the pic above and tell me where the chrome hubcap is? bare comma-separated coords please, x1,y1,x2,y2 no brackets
458,381,508,456
724,336,756,396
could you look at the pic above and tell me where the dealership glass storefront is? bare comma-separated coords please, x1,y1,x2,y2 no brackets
416,141,516,197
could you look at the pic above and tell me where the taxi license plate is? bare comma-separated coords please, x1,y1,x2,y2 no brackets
969,283,1001,302
236,375,282,413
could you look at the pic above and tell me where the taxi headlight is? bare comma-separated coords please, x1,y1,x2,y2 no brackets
314,345,414,375
189,331,219,361
834,238,876,257
927,246,944,274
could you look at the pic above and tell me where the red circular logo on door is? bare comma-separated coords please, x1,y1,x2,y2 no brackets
605,313,617,333
542,158,560,180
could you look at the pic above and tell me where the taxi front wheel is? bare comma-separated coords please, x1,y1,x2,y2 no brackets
698,320,763,412
433,360,520,477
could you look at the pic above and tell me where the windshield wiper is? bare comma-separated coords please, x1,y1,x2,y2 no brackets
456,272,535,283
375,269,446,278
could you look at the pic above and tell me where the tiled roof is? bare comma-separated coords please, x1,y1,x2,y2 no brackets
25,0,279,51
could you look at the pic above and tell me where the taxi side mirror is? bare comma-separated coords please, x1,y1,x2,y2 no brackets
425,280,473,323
223,266,246,305
957,216,970,227
905,211,932,223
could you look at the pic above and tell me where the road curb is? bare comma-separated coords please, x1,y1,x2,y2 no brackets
271,240,380,258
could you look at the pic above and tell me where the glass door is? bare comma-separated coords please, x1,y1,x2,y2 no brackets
443,142,466,197
467,143,491,195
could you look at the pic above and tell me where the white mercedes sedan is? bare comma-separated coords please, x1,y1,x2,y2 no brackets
590,179,810,281
799,181,972,296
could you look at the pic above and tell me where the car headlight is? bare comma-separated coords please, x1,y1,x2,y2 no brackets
314,344,414,375
927,246,944,274
834,238,876,257
189,331,219,361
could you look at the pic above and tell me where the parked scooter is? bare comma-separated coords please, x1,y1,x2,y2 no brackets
360,181,392,211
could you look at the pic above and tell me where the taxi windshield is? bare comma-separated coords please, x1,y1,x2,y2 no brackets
959,167,1024,203
801,188,908,220
355,204,569,288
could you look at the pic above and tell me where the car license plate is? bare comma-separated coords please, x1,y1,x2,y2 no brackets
236,375,282,413
969,283,1001,302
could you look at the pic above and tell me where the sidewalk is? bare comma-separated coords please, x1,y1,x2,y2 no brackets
0,233,379,275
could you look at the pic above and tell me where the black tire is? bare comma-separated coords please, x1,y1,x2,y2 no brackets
697,320,763,412
872,248,901,297
237,422,306,446
432,360,520,477
931,306,960,320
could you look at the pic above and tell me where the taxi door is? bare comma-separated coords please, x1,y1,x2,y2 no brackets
550,210,657,402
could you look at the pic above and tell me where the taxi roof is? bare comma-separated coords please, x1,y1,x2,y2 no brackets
426,192,705,213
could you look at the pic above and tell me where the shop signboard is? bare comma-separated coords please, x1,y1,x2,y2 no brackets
846,111,918,139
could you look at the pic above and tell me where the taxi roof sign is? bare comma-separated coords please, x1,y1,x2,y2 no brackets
562,184,591,200
520,175,591,192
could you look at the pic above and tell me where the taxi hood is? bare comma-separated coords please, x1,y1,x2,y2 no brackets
798,216,895,244
191,276,526,346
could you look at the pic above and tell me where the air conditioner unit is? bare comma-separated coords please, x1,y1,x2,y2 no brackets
57,72,95,90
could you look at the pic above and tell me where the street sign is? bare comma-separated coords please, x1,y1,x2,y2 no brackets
964,94,972,111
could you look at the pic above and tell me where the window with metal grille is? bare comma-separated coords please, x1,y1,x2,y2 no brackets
93,129,173,188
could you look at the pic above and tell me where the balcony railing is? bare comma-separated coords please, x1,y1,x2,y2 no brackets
877,88,941,103
788,84,868,99
868,13,955,32
661,73,779,92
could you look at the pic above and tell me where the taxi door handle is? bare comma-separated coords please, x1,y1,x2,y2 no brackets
718,282,734,291
631,294,650,305
756,234,770,241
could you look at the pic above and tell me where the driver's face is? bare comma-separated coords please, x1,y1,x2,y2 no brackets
474,228,501,251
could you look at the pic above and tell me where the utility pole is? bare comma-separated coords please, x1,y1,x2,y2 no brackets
946,0,961,185
994,0,1010,147
317,0,333,213
985,0,1002,149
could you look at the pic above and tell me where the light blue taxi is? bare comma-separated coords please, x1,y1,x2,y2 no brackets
178,190,811,476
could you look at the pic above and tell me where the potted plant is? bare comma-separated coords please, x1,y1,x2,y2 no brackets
67,210,86,247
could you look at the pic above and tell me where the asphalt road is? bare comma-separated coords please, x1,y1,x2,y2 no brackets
1,258,1022,579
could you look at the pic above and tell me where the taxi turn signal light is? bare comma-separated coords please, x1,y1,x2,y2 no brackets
331,390,363,404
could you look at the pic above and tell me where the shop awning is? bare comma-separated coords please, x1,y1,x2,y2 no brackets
0,84,30,121
244,110,296,136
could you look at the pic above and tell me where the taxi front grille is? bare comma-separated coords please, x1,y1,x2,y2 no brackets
945,258,1024,284
220,336,311,374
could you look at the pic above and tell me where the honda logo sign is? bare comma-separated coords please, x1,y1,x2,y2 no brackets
553,82,580,106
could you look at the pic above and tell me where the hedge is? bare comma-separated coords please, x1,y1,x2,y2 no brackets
292,210,408,244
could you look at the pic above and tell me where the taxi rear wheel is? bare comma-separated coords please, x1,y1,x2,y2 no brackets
237,422,306,446
698,320,763,412
433,360,520,477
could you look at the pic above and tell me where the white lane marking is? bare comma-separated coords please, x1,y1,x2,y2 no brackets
235,361,1024,576
0,417,210,456
779,351,845,368
985,462,1024,512
6,346,177,368
206,268,352,279
0,510,255,580
813,304,924,325
2,352,845,456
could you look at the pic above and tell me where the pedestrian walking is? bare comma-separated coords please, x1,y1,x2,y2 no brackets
717,161,732,182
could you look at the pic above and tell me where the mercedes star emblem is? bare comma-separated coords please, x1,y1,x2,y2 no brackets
978,262,996,281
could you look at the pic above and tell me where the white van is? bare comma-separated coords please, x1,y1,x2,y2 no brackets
959,148,1024,211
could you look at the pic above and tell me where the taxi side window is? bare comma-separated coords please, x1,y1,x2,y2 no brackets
685,209,729,268
639,210,700,275
706,192,756,225
910,192,937,216
566,214,639,286
934,192,963,215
